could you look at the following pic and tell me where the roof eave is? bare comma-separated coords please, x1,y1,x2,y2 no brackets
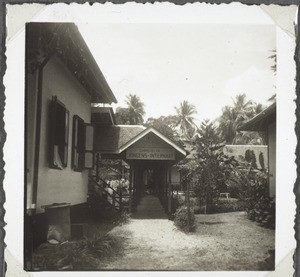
29,23,117,105
238,102,276,132
118,126,187,156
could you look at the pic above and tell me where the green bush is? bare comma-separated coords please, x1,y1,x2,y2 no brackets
207,198,246,213
237,169,275,229
171,196,181,214
247,196,275,229
173,206,195,232
32,234,123,270
113,211,131,226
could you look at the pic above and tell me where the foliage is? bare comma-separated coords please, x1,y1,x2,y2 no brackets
230,166,275,229
171,196,181,214
32,234,123,270
178,121,239,209
114,94,145,125
244,150,258,169
125,94,145,124
206,198,246,214
245,149,252,163
247,196,275,229
259,152,265,171
96,158,125,180
173,205,195,232
268,49,277,74
217,94,265,144
145,115,183,146
113,211,131,226
175,100,198,140
115,107,131,124
198,119,221,144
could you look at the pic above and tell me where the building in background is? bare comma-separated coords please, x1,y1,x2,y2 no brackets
238,102,276,197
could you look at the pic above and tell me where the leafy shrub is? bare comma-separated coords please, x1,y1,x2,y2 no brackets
236,168,275,229
206,198,246,213
171,196,181,214
173,206,195,232
113,211,131,226
32,234,123,270
247,196,275,229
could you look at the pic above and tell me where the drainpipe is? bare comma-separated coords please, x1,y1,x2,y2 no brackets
30,55,52,214
25,50,53,270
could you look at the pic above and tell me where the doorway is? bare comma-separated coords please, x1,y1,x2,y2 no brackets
144,169,155,195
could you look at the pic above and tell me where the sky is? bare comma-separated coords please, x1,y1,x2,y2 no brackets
25,2,277,123
79,22,276,123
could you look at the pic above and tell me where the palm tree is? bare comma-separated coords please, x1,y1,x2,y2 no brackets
232,94,255,117
175,100,197,140
218,106,239,144
125,94,145,125
218,94,263,144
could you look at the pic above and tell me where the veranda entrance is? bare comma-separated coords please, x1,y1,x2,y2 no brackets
126,159,174,214
91,126,187,217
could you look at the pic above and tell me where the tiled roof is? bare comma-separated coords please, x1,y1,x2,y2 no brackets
94,125,146,153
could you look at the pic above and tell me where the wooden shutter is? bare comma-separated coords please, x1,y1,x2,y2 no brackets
72,115,85,171
84,124,94,169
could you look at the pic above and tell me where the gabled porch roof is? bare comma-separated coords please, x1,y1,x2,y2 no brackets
94,125,187,157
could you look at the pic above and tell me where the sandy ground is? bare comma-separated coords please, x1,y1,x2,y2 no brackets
99,211,275,271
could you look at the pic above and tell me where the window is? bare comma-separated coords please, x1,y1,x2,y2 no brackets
72,117,95,171
49,96,69,169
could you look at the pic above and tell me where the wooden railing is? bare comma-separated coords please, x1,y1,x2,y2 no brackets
88,175,130,211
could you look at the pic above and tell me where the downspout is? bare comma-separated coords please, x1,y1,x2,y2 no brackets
29,54,53,215
26,24,62,214
24,51,53,271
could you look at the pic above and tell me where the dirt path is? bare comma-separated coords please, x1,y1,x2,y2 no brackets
100,212,275,271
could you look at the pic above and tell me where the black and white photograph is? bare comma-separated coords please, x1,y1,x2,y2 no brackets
3,2,297,275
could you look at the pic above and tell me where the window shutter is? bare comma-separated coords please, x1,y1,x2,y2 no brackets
84,124,94,169
72,115,85,171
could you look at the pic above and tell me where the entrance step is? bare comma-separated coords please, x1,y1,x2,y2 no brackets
132,195,167,219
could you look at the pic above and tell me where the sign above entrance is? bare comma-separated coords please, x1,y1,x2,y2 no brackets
126,148,175,160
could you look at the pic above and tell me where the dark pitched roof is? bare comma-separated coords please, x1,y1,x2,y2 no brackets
118,126,186,156
94,125,146,153
94,125,187,159
26,23,117,104
238,102,276,132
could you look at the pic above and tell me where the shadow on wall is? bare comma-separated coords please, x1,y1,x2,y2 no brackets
223,145,268,170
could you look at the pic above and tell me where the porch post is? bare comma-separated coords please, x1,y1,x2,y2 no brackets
168,166,172,215
129,168,133,212
96,153,100,182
